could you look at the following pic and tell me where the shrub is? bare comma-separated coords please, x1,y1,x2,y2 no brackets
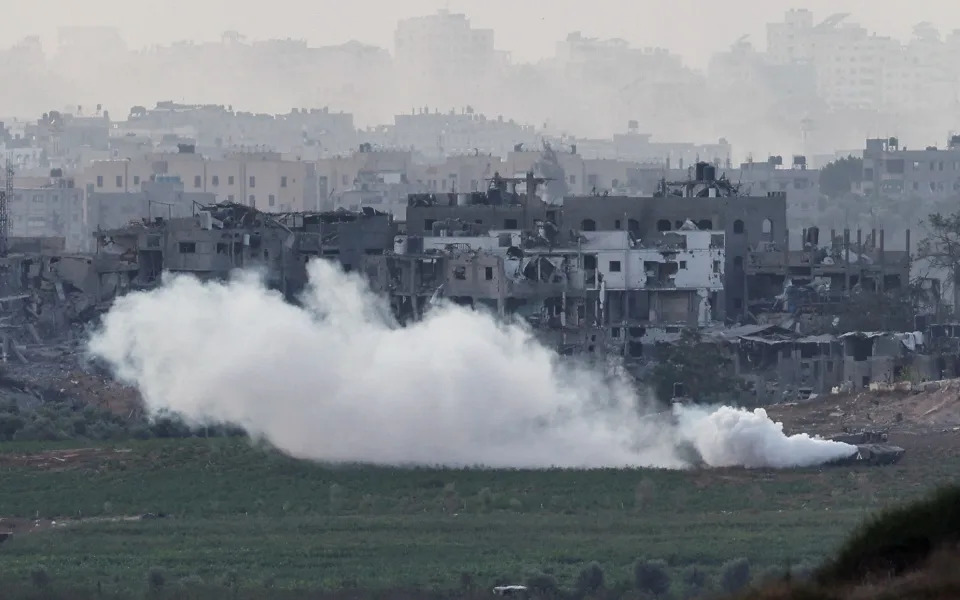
147,567,166,591
720,558,751,594
576,562,604,595
526,572,559,597
30,565,50,588
633,559,670,597
818,485,960,585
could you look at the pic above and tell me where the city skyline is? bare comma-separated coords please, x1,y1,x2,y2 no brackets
8,0,960,68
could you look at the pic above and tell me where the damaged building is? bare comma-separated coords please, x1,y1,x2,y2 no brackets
364,171,726,364
94,203,396,296
744,226,912,326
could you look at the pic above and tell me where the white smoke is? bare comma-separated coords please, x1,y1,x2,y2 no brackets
87,260,856,469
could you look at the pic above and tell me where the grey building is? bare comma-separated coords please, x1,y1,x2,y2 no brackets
87,177,216,233
8,175,87,252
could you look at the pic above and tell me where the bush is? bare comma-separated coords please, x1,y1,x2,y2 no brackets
633,559,670,597
30,565,50,589
720,558,751,594
576,562,604,595
818,485,960,585
525,572,559,597
147,567,166,591
0,411,25,440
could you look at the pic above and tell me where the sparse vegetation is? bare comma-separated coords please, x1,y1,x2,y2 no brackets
0,397,245,442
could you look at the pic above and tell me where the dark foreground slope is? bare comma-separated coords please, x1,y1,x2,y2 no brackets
742,486,960,600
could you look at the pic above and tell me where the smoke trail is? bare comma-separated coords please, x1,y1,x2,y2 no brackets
87,260,855,469
674,405,856,469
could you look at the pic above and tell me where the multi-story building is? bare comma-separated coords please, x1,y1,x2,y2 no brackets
7,172,86,251
394,10,501,91
858,135,960,200
79,145,319,213
87,177,215,233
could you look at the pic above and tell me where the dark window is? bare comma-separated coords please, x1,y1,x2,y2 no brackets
249,195,256,207
194,175,201,188
216,243,228,254
581,218,596,231
680,261,687,269
424,218,435,232
609,261,621,272
485,267,494,280
454,266,466,280
249,176,256,187
133,175,140,186
628,218,640,233
115,175,123,188
733,219,745,234
269,194,276,207
281,176,288,188
697,219,712,230
734,255,743,268
96,175,103,187
504,218,518,229
178,242,196,254
228,175,235,185
656,219,671,232
212,175,219,186
614,219,622,230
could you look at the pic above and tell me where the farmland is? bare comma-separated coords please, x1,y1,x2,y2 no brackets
1,432,958,598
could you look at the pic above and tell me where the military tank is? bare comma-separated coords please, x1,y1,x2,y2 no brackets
825,442,906,467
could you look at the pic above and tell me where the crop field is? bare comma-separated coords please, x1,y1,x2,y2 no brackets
0,434,958,598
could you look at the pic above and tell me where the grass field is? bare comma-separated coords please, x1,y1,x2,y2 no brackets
0,436,957,597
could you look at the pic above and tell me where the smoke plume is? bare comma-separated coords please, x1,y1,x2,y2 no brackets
87,260,855,469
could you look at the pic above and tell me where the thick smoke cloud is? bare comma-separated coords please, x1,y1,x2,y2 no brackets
87,260,855,469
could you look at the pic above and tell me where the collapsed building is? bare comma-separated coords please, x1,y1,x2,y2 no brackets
704,323,960,403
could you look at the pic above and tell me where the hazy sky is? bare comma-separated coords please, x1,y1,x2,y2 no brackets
8,0,960,67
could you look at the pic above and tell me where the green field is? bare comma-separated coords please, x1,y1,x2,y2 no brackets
0,437,956,597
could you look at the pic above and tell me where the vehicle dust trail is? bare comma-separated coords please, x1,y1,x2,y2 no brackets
87,260,854,469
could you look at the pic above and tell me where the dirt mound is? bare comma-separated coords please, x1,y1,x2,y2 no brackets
767,378,960,438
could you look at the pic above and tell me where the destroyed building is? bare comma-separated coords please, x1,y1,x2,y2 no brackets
94,204,396,296
744,226,912,326
364,172,726,363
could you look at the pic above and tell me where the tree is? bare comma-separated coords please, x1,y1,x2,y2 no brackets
918,212,960,311
633,559,671,597
819,155,863,199
648,329,744,403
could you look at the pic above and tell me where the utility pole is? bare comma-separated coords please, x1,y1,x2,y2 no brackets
0,157,10,257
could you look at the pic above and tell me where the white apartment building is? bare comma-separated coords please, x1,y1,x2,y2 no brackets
394,10,500,83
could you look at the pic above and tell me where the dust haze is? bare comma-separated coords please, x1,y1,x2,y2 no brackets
4,1,960,160
87,260,855,469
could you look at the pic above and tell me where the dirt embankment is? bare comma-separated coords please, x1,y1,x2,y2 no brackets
768,378,960,437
